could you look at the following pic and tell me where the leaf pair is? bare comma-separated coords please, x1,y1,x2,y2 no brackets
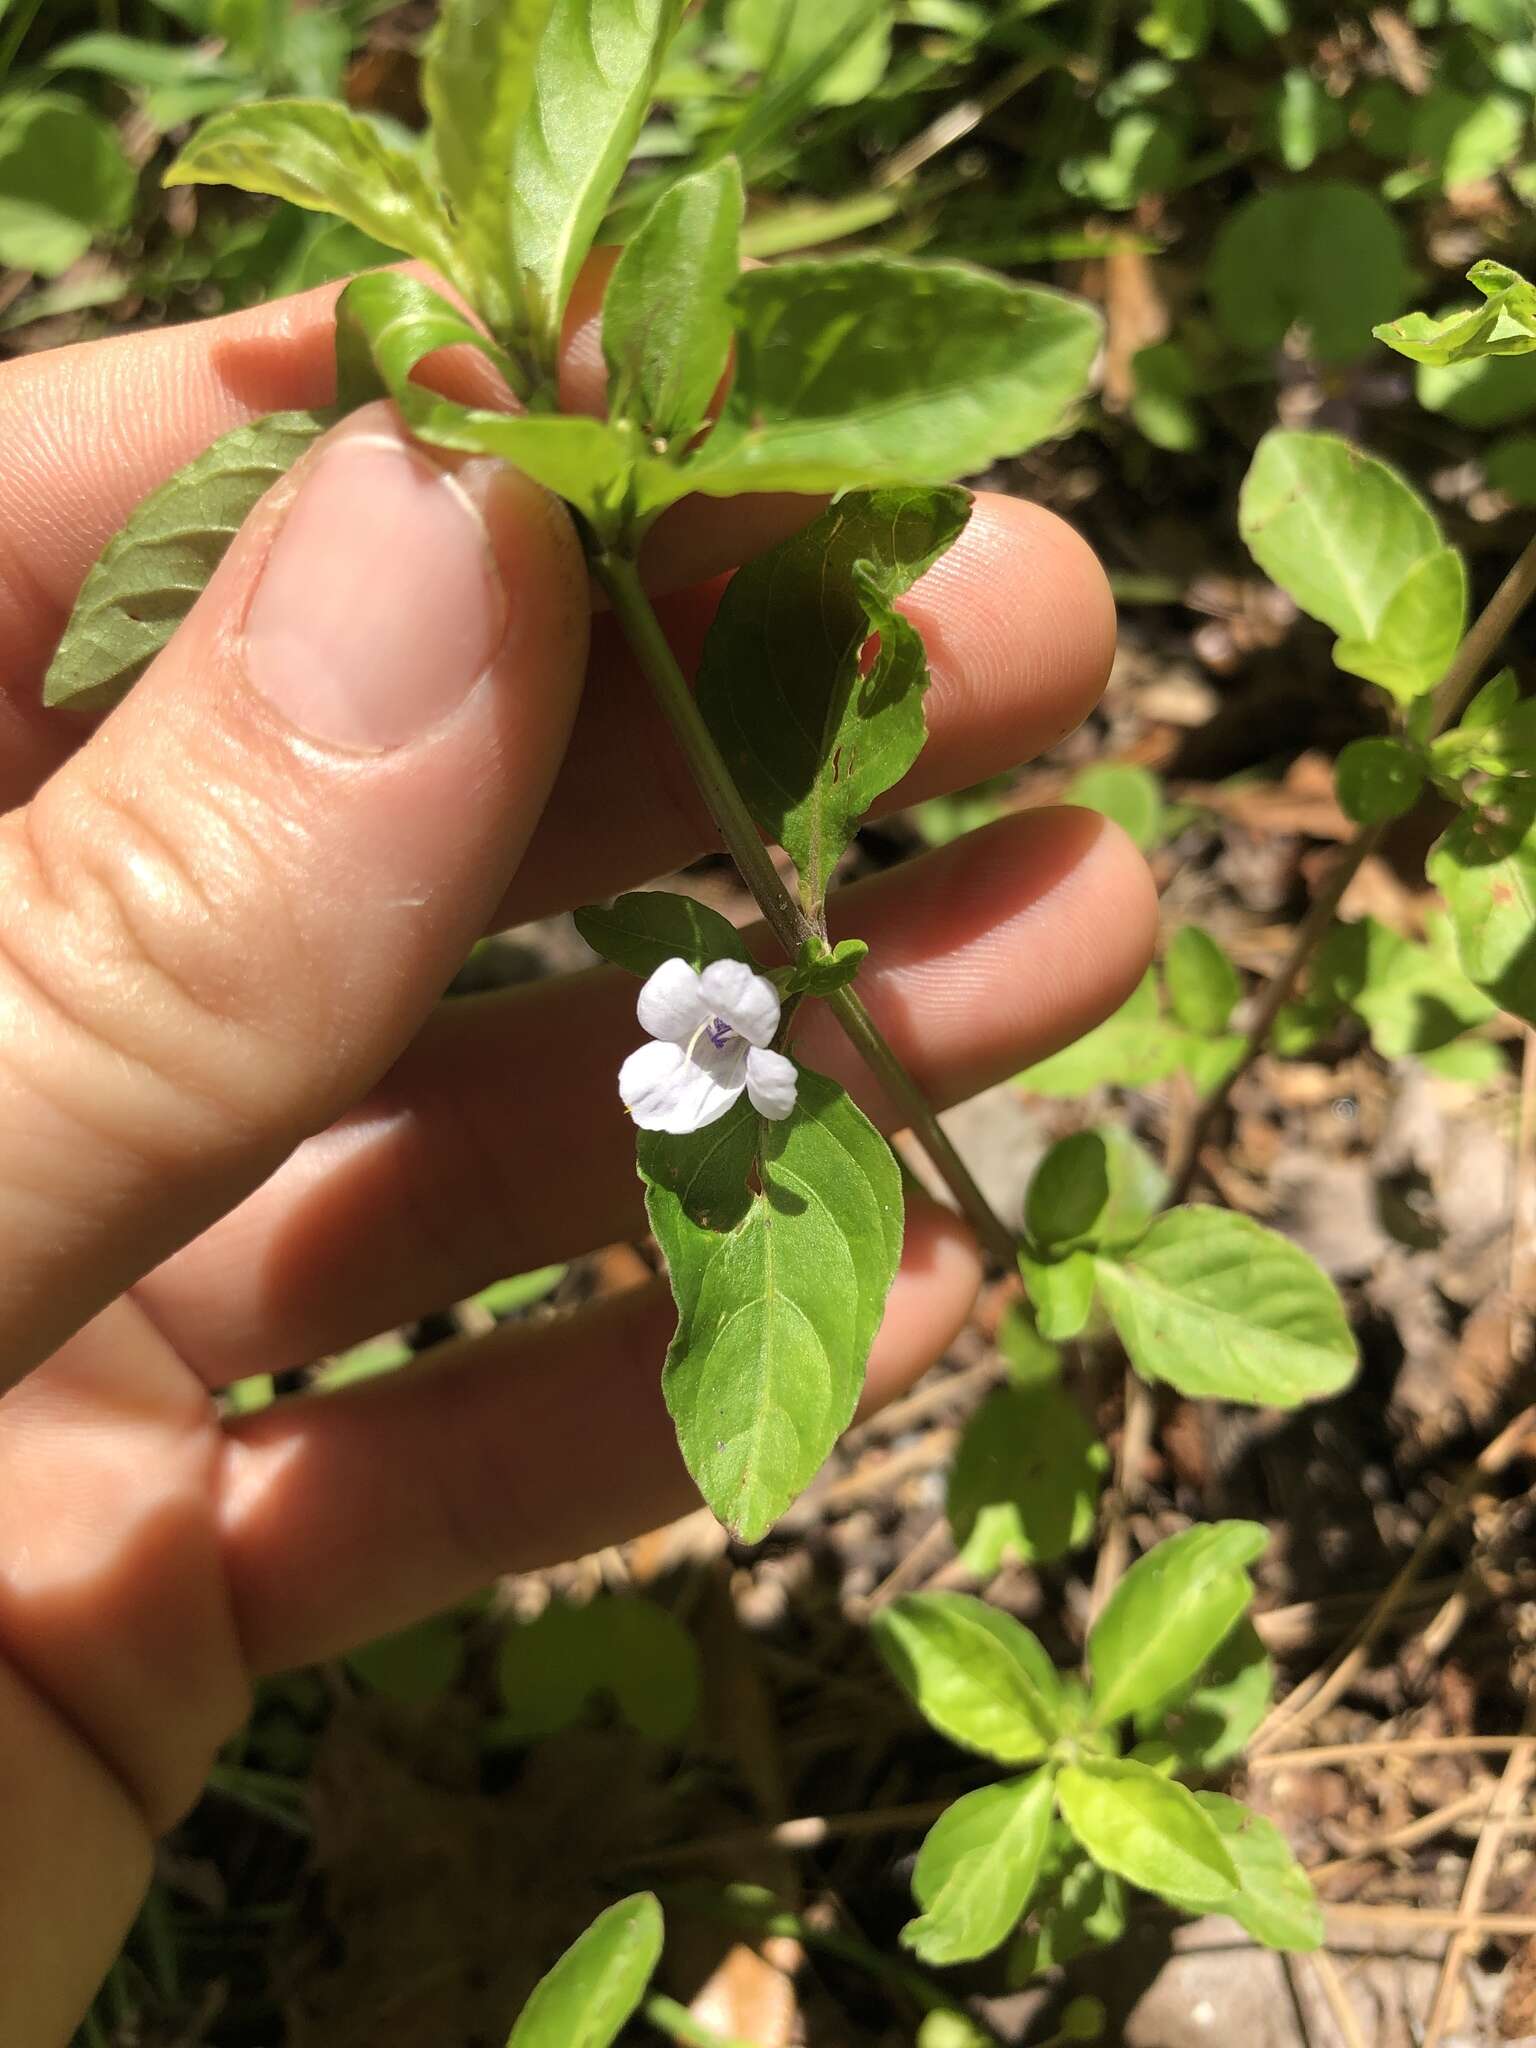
335,249,1099,548
872,1529,1320,1966
167,0,680,389
1015,1128,1357,1406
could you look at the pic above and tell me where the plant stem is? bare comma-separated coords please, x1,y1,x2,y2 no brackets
593,549,1018,1266
642,1994,764,2048
1172,526,1536,1200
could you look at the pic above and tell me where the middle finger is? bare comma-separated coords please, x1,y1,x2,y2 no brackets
497,488,1115,926
136,807,1156,1381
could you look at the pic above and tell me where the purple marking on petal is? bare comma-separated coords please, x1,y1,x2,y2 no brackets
705,1016,735,1050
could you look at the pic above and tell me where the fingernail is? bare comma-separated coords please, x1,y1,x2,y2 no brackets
243,431,507,750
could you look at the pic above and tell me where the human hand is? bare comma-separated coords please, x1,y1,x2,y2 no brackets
0,267,1155,2041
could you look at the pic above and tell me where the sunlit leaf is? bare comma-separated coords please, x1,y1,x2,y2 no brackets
1088,1522,1266,1727
165,100,462,288
422,0,556,335
1196,1795,1323,1950
903,1769,1056,1964
646,1070,902,1540
1143,1617,1272,1772
668,256,1101,506
604,159,744,448
872,1592,1065,1764
506,1893,664,2048
1057,1758,1237,1914
335,271,633,516
508,0,685,377
1064,762,1165,850
1240,429,1465,702
1094,1208,1357,1406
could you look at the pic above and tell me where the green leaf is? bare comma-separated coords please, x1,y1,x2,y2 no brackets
904,1769,1056,1965
1240,429,1465,703
1375,260,1536,366
506,1893,664,2048
1335,547,1467,705
44,409,327,713
1143,1616,1272,1772
1165,927,1241,1035
1018,1248,1097,1341
47,30,241,89
996,1304,1062,1387
872,1592,1064,1764
1420,1037,1507,1083
1024,1128,1167,1257
696,486,971,915
1413,86,1525,189
575,891,751,979
335,271,633,517
0,93,135,277
422,0,556,337
948,1380,1107,1573
604,158,743,448
1311,913,1497,1058
1486,433,1536,503
1430,784,1536,1024
1138,0,1212,58
645,1069,902,1540
495,1596,701,1743
1015,972,1185,1096
1063,762,1165,850
1056,1758,1238,1915
671,256,1101,507
508,0,684,378
1008,1851,1126,1978
346,1613,465,1705
1335,736,1427,824
1418,335,1536,426
1267,68,1347,171
1195,1795,1323,1950
164,101,462,288
783,936,869,998
727,0,894,109
1433,688,1536,781
1208,182,1409,365
1094,1208,1357,1406
1087,1521,1267,1728
474,1265,568,1316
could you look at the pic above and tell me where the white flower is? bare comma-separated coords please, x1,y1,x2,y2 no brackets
619,956,799,1135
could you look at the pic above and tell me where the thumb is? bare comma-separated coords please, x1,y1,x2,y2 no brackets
0,402,588,1379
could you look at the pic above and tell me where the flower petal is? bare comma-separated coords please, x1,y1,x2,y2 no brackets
636,957,711,1044
620,1037,748,1135
699,957,781,1047
746,1046,799,1122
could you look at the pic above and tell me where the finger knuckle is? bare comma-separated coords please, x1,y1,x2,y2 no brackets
0,766,330,1142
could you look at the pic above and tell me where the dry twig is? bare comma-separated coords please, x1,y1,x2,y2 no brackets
1419,1714,1536,2048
